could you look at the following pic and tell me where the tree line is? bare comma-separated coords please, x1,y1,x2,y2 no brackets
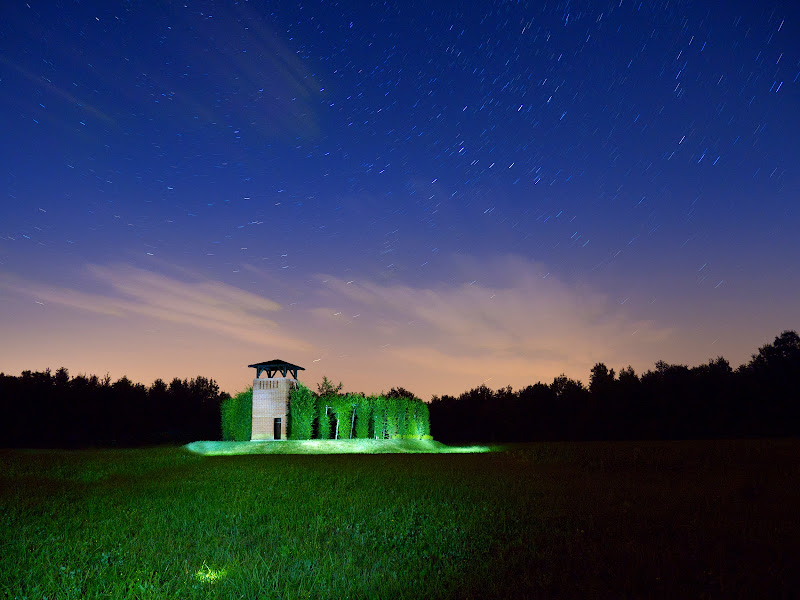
429,330,800,443
2,330,797,447
0,368,228,447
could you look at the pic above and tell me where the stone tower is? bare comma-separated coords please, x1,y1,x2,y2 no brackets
248,359,305,441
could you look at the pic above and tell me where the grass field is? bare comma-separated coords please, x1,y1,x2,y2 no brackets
1,439,798,598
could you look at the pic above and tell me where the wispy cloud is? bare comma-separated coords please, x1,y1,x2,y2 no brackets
306,256,673,394
1,256,674,397
1,265,309,351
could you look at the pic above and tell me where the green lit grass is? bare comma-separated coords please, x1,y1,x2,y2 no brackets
1,440,798,598
185,438,492,455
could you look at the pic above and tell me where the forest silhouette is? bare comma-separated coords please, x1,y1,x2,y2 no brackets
0,330,797,447
0,372,226,447
430,330,800,443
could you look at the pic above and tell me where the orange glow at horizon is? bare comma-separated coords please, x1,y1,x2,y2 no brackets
0,257,785,400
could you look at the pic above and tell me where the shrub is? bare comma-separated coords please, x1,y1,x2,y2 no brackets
220,388,252,442
417,400,431,437
371,396,386,439
331,395,356,439
355,395,372,439
288,384,316,440
385,396,401,438
404,399,418,437
317,395,333,439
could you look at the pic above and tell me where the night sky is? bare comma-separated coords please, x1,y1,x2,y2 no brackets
1,0,798,399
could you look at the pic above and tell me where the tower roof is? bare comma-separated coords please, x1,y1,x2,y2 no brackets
247,359,305,379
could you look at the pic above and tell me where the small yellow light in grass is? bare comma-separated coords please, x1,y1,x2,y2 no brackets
195,563,227,584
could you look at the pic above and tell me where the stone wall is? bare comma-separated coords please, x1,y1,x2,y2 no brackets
251,377,297,440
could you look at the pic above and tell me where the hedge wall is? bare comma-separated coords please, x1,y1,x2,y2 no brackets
317,394,332,440
290,389,431,440
288,383,316,440
222,386,432,442
220,387,252,441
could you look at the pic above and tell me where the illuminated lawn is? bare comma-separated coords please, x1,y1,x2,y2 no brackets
185,438,492,455
1,440,798,598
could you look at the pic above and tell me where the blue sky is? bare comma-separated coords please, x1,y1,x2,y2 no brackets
1,0,798,398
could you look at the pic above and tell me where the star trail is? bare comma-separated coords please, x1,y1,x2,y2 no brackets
1,0,798,398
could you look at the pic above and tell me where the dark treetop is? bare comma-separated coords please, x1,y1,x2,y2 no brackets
248,360,305,379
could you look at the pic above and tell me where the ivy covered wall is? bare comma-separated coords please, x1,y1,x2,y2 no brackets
222,383,432,441
288,384,431,440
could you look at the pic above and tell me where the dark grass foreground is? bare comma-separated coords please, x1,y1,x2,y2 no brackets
1,440,798,598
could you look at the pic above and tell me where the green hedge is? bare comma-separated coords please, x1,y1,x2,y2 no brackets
331,395,356,439
317,394,332,440
296,386,432,440
417,401,430,437
372,396,386,439
222,386,432,441
288,384,316,440
221,387,252,442
355,395,372,439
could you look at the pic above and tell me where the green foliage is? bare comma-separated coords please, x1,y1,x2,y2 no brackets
405,399,418,437
385,396,400,438
220,388,252,442
329,396,341,439
316,375,344,396
221,398,235,441
328,395,349,439
404,397,420,437
355,395,372,439
281,377,431,441
396,396,408,437
317,395,332,440
370,396,386,439
288,384,316,440
331,395,356,439
417,400,431,437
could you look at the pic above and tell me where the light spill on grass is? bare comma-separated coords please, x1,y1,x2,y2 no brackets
185,438,493,455
0,446,509,600
194,563,227,584
1,441,798,598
